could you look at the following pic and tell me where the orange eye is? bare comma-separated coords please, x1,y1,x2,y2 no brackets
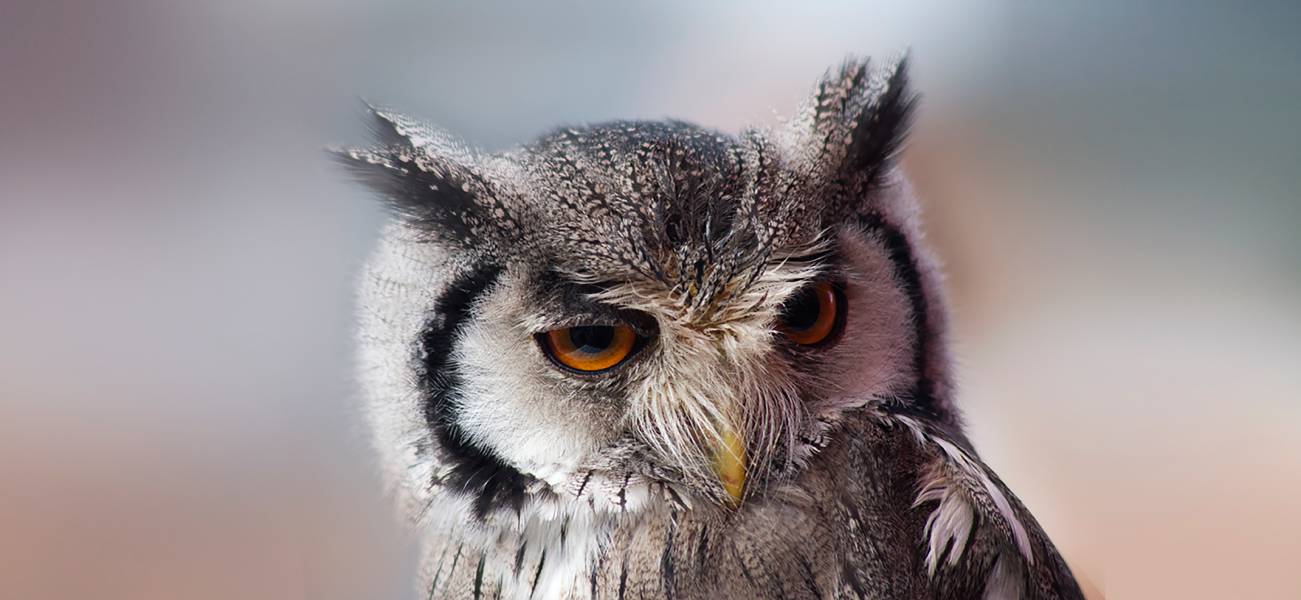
539,324,639,372
778,281,844,346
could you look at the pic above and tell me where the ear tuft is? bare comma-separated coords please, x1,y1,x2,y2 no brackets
362,100,449,151
793,54,919,191
330,145,484,245
846,54,917,189
332,105,515,250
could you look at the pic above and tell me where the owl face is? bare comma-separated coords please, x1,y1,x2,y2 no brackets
346,57,956,525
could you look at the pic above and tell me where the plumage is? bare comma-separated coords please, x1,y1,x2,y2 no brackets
342,55,1084,599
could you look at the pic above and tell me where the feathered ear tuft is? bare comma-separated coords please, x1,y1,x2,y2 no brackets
791,54,918,191
845,54,917,189
331,105,516,249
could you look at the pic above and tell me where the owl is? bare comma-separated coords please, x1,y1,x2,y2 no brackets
339,56,1084,599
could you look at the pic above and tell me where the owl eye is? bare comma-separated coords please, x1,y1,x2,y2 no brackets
539,324,640,373
778,281,845,346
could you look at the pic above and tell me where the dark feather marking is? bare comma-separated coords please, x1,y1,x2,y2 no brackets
796,555,821,597
729,544,758,590
575,470,594,498
528,550,547,600
434,544,463,600
427,544,455,600
856,215,942,421
840,560,869,600
660,511,678,600
418,265,536,519
513,541,527,578
473,554,486,600
617,472,631,511
618,555,629,600
695,526,710,573
664,483,687,512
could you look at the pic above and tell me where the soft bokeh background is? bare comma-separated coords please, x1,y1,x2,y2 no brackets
3,1,1299,598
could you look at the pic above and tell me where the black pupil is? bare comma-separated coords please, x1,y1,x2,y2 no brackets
569,325,615,354
782,288,822,331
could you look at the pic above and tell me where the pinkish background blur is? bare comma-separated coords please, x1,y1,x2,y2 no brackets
2,2,1299,598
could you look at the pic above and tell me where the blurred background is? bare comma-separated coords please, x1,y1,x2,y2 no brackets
2,1,1299,598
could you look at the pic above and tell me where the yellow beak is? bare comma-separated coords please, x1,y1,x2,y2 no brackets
713,426,747,506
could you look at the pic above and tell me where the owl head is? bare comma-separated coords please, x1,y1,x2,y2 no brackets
341,56,959,529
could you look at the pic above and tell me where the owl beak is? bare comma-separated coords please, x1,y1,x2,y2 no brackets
712,426,747,506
